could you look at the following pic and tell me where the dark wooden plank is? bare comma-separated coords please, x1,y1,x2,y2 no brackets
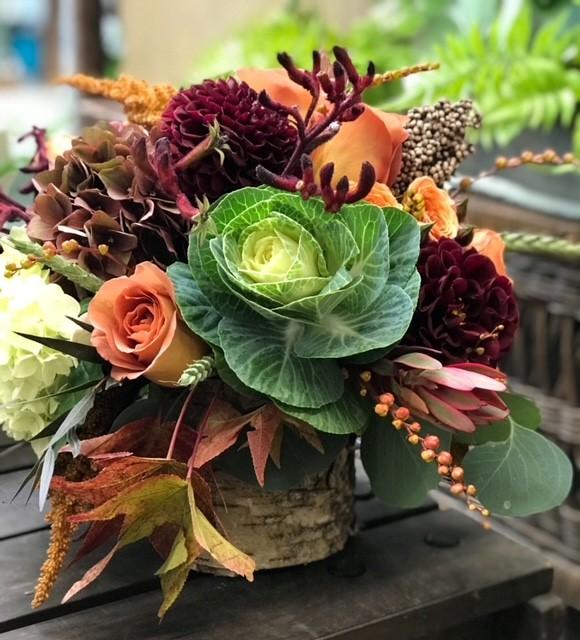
0,529,161,633
1,509,553,640
0,469,46,539
515,594,566,640
0,432,14,447
355,495,436,530
0,443,36,474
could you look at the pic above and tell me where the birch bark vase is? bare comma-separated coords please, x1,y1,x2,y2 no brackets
194,448,356,574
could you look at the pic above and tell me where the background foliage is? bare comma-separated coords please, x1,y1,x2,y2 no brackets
194,0,580,154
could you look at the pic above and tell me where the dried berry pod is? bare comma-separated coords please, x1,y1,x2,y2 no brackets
392,99,481,197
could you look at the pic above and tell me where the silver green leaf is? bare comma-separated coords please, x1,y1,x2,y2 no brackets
463,417,572,517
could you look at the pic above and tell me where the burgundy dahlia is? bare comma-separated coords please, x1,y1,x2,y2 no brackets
157,78,298,202
406,238,518,366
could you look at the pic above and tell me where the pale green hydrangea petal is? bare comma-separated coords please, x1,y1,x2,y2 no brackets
0,239,80,442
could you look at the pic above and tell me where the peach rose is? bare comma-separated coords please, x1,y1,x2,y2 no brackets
358,181,401,208
402,177,458,239
471,229,509,278
87,262,208,386
237,68,408,187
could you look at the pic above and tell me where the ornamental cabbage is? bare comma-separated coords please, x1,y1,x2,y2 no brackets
169,187,420,433
0,239,80,441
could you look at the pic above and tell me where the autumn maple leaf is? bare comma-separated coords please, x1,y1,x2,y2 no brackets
63,473,255,617
74,417,197,463
193,402,324,486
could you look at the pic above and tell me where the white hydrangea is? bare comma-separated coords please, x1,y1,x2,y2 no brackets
0,232,80,441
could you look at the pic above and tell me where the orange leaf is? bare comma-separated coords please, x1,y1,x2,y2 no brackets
187,483,255,581
62,472,253,616
75,418,196,463
247,405,284,487
193,400,251,468
51,457,186,506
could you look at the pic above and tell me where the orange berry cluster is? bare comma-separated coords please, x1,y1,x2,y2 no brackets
459,149,578,193
58,238,109,257
495,148,577,170
374,394,491,521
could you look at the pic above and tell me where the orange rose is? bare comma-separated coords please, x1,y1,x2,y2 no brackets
402,177,458,239
87,262,208,386
471,229,509,278
237,68,408,187
358,181,401,208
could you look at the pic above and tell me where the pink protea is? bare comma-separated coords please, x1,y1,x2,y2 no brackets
387,352,508,433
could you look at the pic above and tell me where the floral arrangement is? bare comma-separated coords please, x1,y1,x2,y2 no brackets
0,47,575,618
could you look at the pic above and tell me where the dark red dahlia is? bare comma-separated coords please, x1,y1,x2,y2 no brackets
157,78,298,202
405,238,519,367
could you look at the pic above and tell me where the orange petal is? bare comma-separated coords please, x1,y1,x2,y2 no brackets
311,106,408,186
144,320,210,387
471,229,509,278
360,182,401,208
402,177,458,239
237,68,312,115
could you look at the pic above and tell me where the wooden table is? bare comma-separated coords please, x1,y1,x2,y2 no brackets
0,435,564,640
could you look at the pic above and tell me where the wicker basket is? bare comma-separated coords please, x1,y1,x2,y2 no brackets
503,252,580,557
194,448,356,575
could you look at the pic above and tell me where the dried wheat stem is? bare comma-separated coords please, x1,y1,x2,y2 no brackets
372,62,440,87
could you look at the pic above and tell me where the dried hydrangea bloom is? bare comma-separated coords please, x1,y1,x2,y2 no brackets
27,122,190,279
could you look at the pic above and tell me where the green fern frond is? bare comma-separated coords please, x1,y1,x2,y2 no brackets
382,6,580,151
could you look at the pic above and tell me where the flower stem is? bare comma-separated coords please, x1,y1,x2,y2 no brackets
187,390,220,480
166,386,197,460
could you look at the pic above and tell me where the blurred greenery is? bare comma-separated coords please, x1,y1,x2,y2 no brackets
192,0,460,104
193,0,580,153
383,1,580,154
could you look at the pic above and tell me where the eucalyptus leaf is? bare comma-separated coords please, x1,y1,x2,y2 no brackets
361,416,451,508
501,392,541,430
463,418,573,517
